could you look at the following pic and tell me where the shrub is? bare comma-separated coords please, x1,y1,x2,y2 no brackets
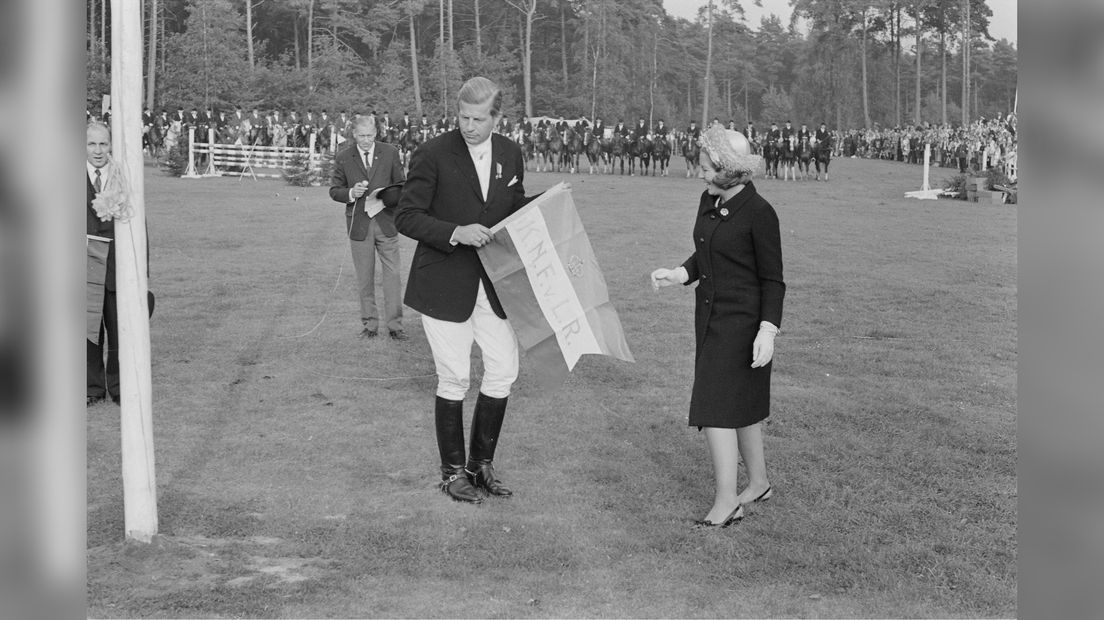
984,167,1012,191
942,173,968,199
315,156,335,185
282,152,317,187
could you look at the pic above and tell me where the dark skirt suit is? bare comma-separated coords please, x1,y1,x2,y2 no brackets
681,182,785,429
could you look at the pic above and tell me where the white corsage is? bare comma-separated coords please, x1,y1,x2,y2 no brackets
495,162,503,180
91,159,135,222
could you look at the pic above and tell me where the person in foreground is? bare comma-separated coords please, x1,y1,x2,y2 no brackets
650,126,784,527
395,77,537,504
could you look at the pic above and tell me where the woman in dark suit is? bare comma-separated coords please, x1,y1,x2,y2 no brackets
651,127,784,527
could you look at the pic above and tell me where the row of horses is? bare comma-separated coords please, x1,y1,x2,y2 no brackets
513,128,833,181
515,126,677,176
760,135,833,181
145,118,833,182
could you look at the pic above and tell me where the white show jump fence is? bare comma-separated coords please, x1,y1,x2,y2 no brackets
179,127,326,182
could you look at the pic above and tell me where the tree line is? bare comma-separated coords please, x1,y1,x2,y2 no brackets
85,0,1016,131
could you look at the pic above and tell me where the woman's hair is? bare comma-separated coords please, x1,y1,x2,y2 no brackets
699,126,761,189
458,77,502,116
702,150,753,189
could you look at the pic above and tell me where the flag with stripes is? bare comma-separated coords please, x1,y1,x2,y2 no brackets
477,183,634,385
86,234,111,341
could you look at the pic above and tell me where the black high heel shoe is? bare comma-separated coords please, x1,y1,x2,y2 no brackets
749,486,773,503
694,504,745,528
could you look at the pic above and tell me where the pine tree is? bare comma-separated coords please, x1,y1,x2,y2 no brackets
160,0,250,108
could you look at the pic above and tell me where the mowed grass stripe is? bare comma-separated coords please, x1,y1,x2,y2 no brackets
88,156,1015,618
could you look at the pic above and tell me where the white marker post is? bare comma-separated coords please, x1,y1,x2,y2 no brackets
308,133,318,185
182,126,200,178
905,143,942,200
204,128,218,176
111,0,158,542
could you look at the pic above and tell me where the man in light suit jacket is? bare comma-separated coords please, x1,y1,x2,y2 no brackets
329,115,407,340
396,77,541,505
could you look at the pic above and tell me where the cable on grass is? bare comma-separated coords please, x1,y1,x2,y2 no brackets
279,259,439,380
282,264,345,339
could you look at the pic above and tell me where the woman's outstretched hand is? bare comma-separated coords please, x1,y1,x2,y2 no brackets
650,267,688,291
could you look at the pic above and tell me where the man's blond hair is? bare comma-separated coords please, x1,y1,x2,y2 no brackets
457,77,502,116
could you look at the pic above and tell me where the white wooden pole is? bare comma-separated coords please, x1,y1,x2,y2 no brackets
34,0,84,590
905,143,940,199
308,133,317,185
183,126,199,177
204,128,218,176
922,143,931,191
111,0,158,543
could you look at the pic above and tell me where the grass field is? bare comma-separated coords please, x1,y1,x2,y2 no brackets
87,154,1016,618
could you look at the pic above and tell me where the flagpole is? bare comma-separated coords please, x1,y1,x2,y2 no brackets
111,0,158,542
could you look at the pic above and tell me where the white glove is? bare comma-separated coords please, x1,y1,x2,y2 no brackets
650,266,688,290
751,322,779,368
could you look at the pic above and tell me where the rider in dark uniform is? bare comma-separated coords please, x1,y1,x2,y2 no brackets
767,122,781,143
743,121,758,153
592,117,605,138
686,120,701,142
814,123,830,144
797,123,811,143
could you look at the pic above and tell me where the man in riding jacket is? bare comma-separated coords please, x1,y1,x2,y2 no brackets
781,120,794,141
797,123,811,144
767,122,781,143
686,120,701,142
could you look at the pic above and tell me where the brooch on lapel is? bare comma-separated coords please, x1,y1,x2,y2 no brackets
719,207,730,217
495,162,503,180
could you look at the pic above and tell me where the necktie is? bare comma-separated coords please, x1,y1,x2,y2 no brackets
363,151,371,170
94,169,102,193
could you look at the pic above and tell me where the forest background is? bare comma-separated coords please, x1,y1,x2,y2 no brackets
84,0,1017,134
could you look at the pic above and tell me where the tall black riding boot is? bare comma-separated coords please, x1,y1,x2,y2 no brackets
467,393,513,497
435,396,482,503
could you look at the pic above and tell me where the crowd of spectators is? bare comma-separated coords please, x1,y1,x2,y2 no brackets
835,114,1017,181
